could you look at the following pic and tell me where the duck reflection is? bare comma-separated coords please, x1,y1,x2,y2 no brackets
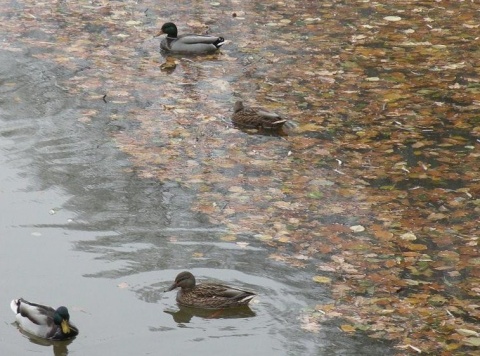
233,124,289,137
15,326,73,356
165,305,256,323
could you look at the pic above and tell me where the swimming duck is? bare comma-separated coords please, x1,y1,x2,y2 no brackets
156,22,225,54
232,101,293,130
10,298,79,340
166,271,256,309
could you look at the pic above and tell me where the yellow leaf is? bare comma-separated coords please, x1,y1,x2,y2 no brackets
220,235,236,241
444,343,461,351
456,329,479,337
256,234,273,241
297,123,324,133
464,338,480,347
313,276,332,284
406,243,428,251
340,324,356,333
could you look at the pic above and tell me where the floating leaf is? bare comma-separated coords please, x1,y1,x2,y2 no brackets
313,276,332,284
350,225,365,232
220,235,237,241
256,234,273,241
427,213,447,221
340,324,356,333
384,16,402,22
468,257,480,265
125,20,142,26
308,191,323,199
429,295,447,305
400,232,417,241
456,329,479,337
464,338,480,347
405,243,428,251
300,314,320,333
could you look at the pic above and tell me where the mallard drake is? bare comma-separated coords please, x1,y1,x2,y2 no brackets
166,271,256,309
10,298,79,340
232,101,293,130
155,22,225,54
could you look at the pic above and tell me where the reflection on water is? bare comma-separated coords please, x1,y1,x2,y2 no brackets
232,123,290,137
164,305,256,324
13,326,73,356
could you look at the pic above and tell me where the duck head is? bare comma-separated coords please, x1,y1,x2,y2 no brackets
53,306,73,334
167,271,196,291
156,22,178,38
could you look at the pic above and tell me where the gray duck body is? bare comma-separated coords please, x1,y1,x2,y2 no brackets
10,298,79,340
157,22,225,54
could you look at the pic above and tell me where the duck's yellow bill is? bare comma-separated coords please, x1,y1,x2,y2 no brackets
61,320,71,334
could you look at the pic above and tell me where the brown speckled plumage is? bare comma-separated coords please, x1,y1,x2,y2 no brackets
166,271,256,309
232,101,288,130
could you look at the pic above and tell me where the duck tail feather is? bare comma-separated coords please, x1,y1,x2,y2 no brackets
239,294,256,303
215,37,225,48
10,299,20,314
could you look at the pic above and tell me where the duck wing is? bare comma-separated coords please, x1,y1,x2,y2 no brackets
179,34,224,45
239,109,287,129
257,111,287,127
255,109,283,119
199,283,256,302
12,298,55,325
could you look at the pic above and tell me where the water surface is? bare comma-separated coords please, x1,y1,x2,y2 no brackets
0,50,393,355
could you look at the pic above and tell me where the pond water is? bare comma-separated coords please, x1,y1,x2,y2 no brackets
0,50,392,355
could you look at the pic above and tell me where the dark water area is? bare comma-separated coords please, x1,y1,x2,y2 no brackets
0,50,393,355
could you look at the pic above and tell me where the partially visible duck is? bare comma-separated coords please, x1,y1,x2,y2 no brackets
10,298,79,340
166,271,256,309
232,101,294,130
156,22,225,54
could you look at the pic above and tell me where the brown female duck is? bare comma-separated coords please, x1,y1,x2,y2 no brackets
232,101,292,130
166,271,256,309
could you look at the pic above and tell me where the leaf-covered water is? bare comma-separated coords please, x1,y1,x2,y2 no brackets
1,0,479,354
